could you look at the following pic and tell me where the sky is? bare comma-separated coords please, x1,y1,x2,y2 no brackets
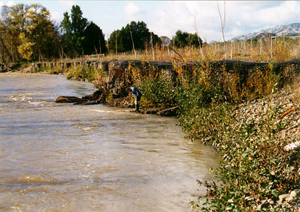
0,0,299,42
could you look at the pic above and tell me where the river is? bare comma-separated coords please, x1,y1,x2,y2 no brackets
0,72,219,212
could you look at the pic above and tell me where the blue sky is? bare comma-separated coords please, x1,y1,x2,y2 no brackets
1,1,299,42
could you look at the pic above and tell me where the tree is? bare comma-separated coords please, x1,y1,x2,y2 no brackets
108,21,160,53
60,5,88,57
0,3,59,62
17,33,35,60
217,1,227,59
126,21,149,51
60,11,74,57
172,30,202,48
83,22,107,55
173,30,187,48
27,4,60,60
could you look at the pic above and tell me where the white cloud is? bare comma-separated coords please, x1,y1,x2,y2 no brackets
58,0,75,10
6,1,15,7
148,1,220,41
146,1,300,42
50,10,63,24
225,1,300,38
124,2,140,21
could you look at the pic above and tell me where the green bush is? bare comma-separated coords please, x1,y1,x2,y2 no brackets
34,65,48,73
66,65,96,82
48,67,61,74
187,102,299,211
138,71,177,108
173,63,299,211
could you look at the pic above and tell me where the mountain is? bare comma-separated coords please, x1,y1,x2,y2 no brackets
234,23,300,41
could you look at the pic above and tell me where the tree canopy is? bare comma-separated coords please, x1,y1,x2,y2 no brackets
60,5,88,57
108,21,161,53
83,22,107,55
172,30,202,48
60,5,107,57
0,3,59,62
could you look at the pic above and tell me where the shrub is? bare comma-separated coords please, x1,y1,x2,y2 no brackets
173,62,299,211
48,67,61,74
186,96,299,211
138,70,177,108
66,65,96,82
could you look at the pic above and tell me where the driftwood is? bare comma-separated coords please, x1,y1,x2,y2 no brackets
284,141,300,151
75,93,105,105
140,106,179,116
157,106,179,116
56,89,105,105
82,90,103,101
141,108,160,115
55,96,86,104
279,105,296,119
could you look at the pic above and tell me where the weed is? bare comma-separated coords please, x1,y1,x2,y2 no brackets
66,65,96,82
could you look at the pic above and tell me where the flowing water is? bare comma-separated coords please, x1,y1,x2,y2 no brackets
0,72,219,212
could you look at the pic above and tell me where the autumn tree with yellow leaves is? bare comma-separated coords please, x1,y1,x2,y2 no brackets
0,3,59,62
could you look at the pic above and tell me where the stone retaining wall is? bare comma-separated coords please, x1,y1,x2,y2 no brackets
34,59,300,100
32,59,300,76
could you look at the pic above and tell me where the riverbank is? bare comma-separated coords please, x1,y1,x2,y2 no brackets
11,59,300,210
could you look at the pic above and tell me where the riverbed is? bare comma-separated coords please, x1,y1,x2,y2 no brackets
0,72,219,212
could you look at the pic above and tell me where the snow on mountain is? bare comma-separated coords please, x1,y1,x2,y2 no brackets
234,23,300,41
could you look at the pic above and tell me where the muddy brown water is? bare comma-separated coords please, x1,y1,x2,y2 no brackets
0,72,219,212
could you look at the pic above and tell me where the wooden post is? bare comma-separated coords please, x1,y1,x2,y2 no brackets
250,39,252,58
260,39,262,55
31,63,35,72
230,40,233,59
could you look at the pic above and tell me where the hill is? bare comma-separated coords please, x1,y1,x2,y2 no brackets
234,23,300,40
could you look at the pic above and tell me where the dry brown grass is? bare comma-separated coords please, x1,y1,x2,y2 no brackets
287,75,300,105
56,37,300,64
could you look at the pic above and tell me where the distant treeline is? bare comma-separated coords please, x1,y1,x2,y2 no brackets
0,3,202,63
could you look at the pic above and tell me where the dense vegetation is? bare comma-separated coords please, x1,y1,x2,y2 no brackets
172,63,300,211
0,4,108,62
108,21,161,54
0,4,60,62
60,5,107,57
